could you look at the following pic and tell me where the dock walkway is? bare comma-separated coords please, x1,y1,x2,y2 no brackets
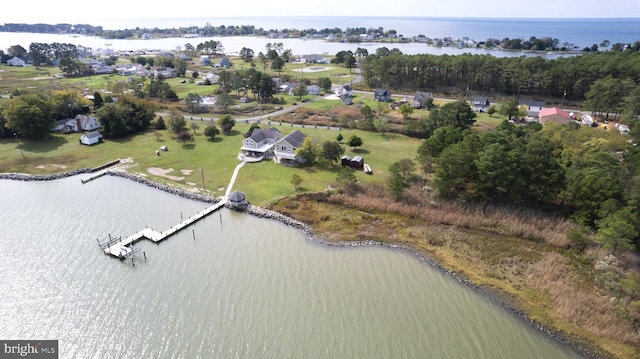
102,199,227,259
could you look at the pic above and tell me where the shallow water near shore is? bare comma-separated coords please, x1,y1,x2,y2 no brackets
0,175,587,358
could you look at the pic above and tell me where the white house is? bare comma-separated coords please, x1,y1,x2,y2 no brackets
519,99,546,118
240,127,281,160
54,118,79,133
300,54,328,64
76,114,101,131
80,131,102,145
334,85,353,97
274,130,307,164
199,55,210,65
306,85,321,95
7,57,26,66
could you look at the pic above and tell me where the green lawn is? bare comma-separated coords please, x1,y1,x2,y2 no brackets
0,120,422,206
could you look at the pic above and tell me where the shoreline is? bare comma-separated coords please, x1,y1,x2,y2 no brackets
0,168,605,359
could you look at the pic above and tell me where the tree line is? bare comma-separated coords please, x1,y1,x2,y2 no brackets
360,50,640,103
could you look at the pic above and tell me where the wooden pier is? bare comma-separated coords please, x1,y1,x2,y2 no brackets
100,199,227,259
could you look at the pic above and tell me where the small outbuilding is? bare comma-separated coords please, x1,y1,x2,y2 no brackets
227,191,248,211
350,155,364,170
80,131,103,146
341,155,351,167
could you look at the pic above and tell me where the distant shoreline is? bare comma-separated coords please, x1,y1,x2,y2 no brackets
2,17,639,51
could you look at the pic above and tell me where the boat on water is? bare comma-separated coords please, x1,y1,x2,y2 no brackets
364,163,372,174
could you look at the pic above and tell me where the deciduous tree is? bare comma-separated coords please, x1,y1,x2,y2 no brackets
320,141,344,165
290,174,303,190
169,113,187,134
347,134,363,149
2,94,54,140
218,114,235,134
204,124,220,140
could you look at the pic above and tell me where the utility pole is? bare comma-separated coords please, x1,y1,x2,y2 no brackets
561,90,566,108
200,168,205,190
14,133,24,158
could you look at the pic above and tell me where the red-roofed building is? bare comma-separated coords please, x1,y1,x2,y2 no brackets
540,107,572,125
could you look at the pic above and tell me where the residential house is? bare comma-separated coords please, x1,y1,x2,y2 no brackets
139,33,151,40
341,94,353,105
374,88,391,102
54,118,79,133
177,54,191,61
334,85,353,97
93,65,114,74
473,97,490,112
325,34,338,41
7,57,26,66
306,85,321,95
359,34,374,41
272,77,283,88
153,67,176,79
301,54,328,64
199,55,210,65
539,107,572,125
156,51,173,58
205,72,218,84
217,57,232,68
279,83,291,92
274,130,307,164
519,99,546,118
80,131,102,145
413,91,433,108
240,127,281,160
76,114,101,131
287,83,301,96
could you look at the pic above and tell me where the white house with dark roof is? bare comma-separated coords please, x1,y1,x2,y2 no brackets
300,54,328,64
54,118,79,133
274,130,307,164
334,85,353,97
473,97,490,112
240,127,281,160
413,91,433,108
76,114,101,131
80,131,103,145
519,99,546,118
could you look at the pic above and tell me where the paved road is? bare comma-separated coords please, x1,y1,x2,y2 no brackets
159,73,363,125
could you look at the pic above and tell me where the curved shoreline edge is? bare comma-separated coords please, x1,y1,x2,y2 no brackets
0,169,604,359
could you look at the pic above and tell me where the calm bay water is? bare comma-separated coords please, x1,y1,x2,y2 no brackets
0,175,586,358
2,17,638,57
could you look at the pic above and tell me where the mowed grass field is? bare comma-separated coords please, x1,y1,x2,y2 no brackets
0,62,504,206
0,118,423,206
